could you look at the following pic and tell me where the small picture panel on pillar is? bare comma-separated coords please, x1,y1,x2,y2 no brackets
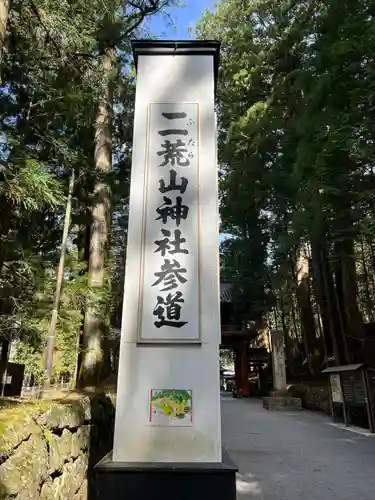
330,374,343,403
138,102,200,343
149,389,193,427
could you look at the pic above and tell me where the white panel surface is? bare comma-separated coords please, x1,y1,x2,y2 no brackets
113,51,221,463
139,102,199,342
113,343,221,462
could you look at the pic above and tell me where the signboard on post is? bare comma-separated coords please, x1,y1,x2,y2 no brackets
138,102,200,343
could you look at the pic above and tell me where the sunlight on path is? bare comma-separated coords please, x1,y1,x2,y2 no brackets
221,397,375,500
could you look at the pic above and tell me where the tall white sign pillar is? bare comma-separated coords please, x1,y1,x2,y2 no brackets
95,41,237,500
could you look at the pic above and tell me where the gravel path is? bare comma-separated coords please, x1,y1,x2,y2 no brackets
221,396,375,499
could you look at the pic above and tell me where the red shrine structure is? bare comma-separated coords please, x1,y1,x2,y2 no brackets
220,280,270,397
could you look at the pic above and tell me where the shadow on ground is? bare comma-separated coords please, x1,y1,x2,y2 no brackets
86,393,115,500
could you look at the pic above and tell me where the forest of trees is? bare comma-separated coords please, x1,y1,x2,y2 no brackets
197,0,375,376
0,0,175,388
1,0,375,389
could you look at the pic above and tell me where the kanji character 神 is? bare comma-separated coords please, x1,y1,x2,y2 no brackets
156,196,189,226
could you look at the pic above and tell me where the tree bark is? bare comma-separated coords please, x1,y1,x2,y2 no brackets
0,0,10,69
368,237,375,285
360,237,373,321
334,238,364,362
294,243,316,375
280,297,296,377
80,46,114,387
40,170,75,394
310,233,347,364
0,338,9,396
74,215,91,389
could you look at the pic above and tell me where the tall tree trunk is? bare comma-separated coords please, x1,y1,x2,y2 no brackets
360,237,373,321
364,237,375,302
272,307,279,330
75,214,91,388
0,338,9,396
291,296,301,343
294,243,316,375
0,0,10,69
280,297,296,377
334,238,364,362
368,237,375,286
291,295,305,366
40,170,75,394
310,234,347,364
79,47,115,387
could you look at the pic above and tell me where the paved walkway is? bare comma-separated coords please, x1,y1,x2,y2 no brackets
221,396,375,499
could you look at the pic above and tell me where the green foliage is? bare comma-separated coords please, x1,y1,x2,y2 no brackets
151,390,192,404
196,0,375,369
1,160,63,211
11,250,88,379
220,349,234,368
1,0,175,384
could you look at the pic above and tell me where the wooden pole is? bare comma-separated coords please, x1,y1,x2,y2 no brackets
0,0,10,71
40,170,75,395
0,338,10,396
241,343,249,397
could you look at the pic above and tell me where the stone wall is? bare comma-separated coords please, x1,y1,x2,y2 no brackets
287,382,331,414
0,392,115,500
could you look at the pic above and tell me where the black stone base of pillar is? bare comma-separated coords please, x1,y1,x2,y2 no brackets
94,450,238,500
